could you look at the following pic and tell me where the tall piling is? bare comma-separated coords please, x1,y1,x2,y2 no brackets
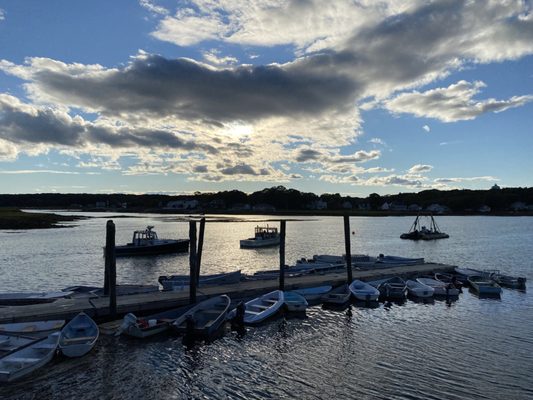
343,215,353,283
189,221,197,304
196,217,206,284
104,220,117,317
279,220,286,291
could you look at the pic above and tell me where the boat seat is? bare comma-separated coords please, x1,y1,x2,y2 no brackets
245,310,262,315
62,336,94,344
33,343,58,349
251,304,270,310
4,357,40,363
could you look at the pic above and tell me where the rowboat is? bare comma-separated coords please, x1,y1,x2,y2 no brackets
454,267,485,284
369,277,406,300
118,305,193,338
0,334,38,357
172,295,231,337
0,320,65,336
321,284,351,305
416,277,460,296
434,273,463,290
293,286,332,302
0,332,60,382
159,270,242,291
230,290,285,325
349,280,380,301
283,291,308,312
490,273,526,289
59,312,99,358
406,280,434,298
0,291,74,306
468,276,502,296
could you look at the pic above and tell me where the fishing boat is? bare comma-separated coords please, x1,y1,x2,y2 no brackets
172,295,231,337
240,225,280,248
118,305,192,338
283,291,308,312
349,280,380,301
293,285,332,302
58,312,99,358
468,276,502,296
230,290,285,325
0,320,65,336
401,213,449,240
0,291,75,306
321,284,351,305
416,277,460,296
406,280,435,298
112,226,189,256
158,270,242,291
0,332,60,383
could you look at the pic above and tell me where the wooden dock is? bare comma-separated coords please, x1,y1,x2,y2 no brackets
0,263,454,324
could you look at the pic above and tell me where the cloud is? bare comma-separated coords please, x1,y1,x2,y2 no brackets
139,0,168,16
295,148,323,163
434,176,498,183
0,9,4,21
408,164,433,174
202,50,238,66
385,80,533,122
423,125,430,132
368,138,386,146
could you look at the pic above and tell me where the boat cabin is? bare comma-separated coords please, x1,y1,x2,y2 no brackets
254,226,278,239
131,226,159,245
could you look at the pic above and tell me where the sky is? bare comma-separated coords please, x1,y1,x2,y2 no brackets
0,0,532,196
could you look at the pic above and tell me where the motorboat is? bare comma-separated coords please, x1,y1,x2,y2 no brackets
118,305,192,338
293,286,332,302
240,225,280,248
283,291,308,312
401,213,449,240
416,277,460,296
406,280,434,298
159,270,242,291
349,280,380,301
321,284,351,306
59,312,99,358
111,226,189,256
229,290,284,325
489,272,526,290
172,295,231,337
468,276,502,296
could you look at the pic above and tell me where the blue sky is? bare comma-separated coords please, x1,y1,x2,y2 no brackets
0,0,532,196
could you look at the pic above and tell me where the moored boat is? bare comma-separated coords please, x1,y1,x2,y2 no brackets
369,277,407,300
230,290,284,325
283,291,308,312
112,226,189,256
59,312,99,358
468,276,502,296
406,280,434,298
321,284,351,305
0,320,65,336
293,285,332,302
0,334,38,357
240,225,280,248
349,280,380,301
401,213,449,240
0,332,60,382
434,273,463,290
172,295,231,337
0,291,75,306
159,270,242,291
417,277,460,296
118,305,192,338
489,272,526,289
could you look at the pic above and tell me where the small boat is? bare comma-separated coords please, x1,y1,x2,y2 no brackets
434,272,463,289
0,334,38,357
240,225,280,248
59,312,99,358
0,291,75,306
406,280,434,298
118,305,192,338
159,270,242,291
293,285,332,302
489,272,526,289
112,226,189,256
172,295,231,336
284,291,308,312
401,213,449,240
321,284,351,305
375,255,425,265
349,280,380,301
369,277,406,300
468,276,502,296
0,332,60,383
230,290,285,325
0,320,65,336
416,277,460,296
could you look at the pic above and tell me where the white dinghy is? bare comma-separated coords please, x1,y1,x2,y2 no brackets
0,320,65,336
231,290,285,325
417,277,460,296
321,284,351,306
349,280,380,301
406,280,435,298
172,295,231,337
294,286,332,302
59,312,99,358
0,332,60,382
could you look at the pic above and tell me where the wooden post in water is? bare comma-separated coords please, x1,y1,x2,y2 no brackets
189,221,197,304
196,217,206,285
343,215,353,283
104,220,117,317
279,220,286,291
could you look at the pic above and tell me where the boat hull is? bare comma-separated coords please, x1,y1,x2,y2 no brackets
59,313,99,358
172,295,230,337
349,280,380,301
159,270,242,291
114,239,189,256
240,237,280,248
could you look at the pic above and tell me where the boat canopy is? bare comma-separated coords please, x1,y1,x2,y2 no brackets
132,226,158,244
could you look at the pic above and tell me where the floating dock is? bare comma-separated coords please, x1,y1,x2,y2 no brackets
0,262,454,324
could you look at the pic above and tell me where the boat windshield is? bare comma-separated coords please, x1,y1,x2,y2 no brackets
132,226,158,243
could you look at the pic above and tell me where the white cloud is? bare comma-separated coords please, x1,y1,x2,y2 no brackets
434,176,498,183
202,50,238,66
139,0,168,16
368,138,386,146
423,125,430,132
408,164,433,174
385,80,533,122
0,9,5,21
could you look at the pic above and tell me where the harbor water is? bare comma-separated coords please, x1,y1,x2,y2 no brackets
1,214,533,399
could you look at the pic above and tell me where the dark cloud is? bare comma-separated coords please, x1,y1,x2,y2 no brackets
219,163,268,175
295,148,323,162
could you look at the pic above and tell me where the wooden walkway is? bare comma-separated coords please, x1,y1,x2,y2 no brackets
0,263,454,324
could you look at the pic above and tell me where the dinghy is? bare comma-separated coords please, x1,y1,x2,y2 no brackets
321,284,351,305
118,305,192,338
293,286,332,302
0,291,74,306
0,334,38,357
369,277,407,300
435,273,463,290
230,290,284,325
489,272,526,289
406,280,434,298
0,320,65,336
283,291,308,312
349,280,380,301
159,270,242,291
172,295,231,337
0,332,60,382
416,277,460,296
59,312,99,358
468,276,502,296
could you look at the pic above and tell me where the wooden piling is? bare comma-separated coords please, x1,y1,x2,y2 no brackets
343,215,353,283
104,220,117,317
189,221,197,304
196,217,206,284
279,220,286,291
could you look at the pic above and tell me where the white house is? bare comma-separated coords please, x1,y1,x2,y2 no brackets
166,199,199,210
426,203,450,214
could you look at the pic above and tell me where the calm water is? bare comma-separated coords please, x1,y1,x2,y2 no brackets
1,214,533,399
